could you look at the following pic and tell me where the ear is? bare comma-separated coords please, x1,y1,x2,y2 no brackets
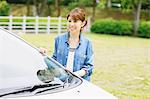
81,21,87,28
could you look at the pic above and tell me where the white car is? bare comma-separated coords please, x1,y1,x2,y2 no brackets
0,27,117,99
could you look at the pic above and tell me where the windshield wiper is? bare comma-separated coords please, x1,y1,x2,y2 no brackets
35,85,63,94
0,83,61,97
35,75,73,94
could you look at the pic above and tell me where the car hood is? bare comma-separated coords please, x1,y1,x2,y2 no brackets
48,79,117,99
8,79,117,99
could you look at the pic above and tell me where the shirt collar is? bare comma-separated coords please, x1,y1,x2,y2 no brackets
65,32,83,45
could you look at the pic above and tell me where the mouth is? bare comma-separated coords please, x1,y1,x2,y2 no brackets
69,28,74,31
69,27,76,31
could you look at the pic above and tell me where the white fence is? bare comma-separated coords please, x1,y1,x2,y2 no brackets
0,16,91,34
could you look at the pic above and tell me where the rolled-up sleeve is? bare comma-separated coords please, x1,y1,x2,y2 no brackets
82,40,94,77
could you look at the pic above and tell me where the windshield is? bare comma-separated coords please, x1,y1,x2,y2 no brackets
0,28,82,98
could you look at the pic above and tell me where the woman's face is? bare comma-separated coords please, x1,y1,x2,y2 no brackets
67,17,84,34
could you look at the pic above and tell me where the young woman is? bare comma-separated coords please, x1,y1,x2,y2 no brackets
41,8,93,81
52,8,93,81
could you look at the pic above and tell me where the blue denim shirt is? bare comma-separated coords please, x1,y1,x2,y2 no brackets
52,32,94,81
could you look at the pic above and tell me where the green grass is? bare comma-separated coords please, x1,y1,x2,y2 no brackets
20,33,150,99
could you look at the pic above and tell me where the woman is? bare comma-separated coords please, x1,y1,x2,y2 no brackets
41,8,93,81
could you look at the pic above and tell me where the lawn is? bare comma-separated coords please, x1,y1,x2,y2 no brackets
20,33,150,99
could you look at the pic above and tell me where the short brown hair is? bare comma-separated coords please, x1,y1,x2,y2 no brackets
67,8,87,28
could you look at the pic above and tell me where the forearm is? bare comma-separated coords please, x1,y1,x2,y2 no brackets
73,69,86,77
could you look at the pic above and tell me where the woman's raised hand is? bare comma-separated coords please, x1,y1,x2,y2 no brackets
39,47,47,55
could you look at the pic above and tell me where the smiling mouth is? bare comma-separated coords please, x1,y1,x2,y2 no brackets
69,27,76,30
69,28,74,31
69,28,74,30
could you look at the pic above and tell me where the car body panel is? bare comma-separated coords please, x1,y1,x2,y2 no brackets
0,28,46,89
0,27,117,99
7,80,116,99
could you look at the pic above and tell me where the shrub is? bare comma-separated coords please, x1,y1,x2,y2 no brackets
0,1,10,16
138,22,150,38
91,19,132,35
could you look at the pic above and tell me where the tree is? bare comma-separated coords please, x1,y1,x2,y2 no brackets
106,0,111,8
26,0,31,16
55,0,61,17
121,0,149,36
0,1,10,16
61,0,76,6
32,0,50,16
132,0,142,36
78,0,93,7
92,0,96,22
47,0,54,16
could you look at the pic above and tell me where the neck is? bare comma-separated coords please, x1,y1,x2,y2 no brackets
68,32,80,48
69,31,80,39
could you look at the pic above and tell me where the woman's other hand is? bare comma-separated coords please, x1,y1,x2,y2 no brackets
39,47,47,55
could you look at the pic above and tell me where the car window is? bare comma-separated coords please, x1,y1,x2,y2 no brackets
0,28,82,98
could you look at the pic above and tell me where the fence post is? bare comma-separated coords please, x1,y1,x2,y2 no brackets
35,16,39,34
9,15,13,32
58,16,61,35
47,16,50,34
22,15,26,34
